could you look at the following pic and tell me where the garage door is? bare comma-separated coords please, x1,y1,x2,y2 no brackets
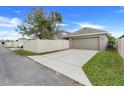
72,37,99,50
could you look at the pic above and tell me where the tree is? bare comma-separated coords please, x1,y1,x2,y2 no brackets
106,33,116,45
106,33,116,48
17,8,62,39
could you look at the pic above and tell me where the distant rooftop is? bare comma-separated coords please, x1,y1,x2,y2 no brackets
119,35,124,39
18,37,28,40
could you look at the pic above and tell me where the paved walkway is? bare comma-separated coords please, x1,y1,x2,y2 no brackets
0,46,80,86
9,48,20,51
28,49,98,85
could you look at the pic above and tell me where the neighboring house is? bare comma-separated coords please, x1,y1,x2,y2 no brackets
17,37,28,41
54,30,71,40
64,27,108,51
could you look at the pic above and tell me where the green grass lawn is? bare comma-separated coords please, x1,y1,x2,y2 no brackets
5,46,14,48
14,49,38,56
83,49,124,86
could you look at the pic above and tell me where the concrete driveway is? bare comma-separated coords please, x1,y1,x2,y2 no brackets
28,49,98,85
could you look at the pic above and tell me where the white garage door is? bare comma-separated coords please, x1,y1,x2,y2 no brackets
72,37,99,50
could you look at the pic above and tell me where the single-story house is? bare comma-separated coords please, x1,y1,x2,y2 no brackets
64,27,108,51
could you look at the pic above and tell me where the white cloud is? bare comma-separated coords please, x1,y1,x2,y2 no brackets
66,28,79,32
56,23,69,27
72,22,105,29
0,23,16,27
60,23,69,27
106,26,124,38
110,31,123,38
14,10,26,13
0,16,22,28
0,30,23,40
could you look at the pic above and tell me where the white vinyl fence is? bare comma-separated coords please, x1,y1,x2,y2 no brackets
23,39,69,53
4,41,14,47
4,40,26,48
117,38,124,59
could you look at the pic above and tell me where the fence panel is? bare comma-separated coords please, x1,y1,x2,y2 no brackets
23,39,69,53
117,38,124,59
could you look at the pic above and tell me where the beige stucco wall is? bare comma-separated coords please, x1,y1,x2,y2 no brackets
99,35,108,51
117,38,124,59
23,39,69,53
69,38,73,48
69,34,108,51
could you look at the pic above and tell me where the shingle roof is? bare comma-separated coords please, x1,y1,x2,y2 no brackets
70,27,107,35
18,38,28,40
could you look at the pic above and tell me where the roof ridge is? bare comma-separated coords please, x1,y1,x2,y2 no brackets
71,27,107,35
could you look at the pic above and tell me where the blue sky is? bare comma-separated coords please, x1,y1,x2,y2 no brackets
0,6,123,40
